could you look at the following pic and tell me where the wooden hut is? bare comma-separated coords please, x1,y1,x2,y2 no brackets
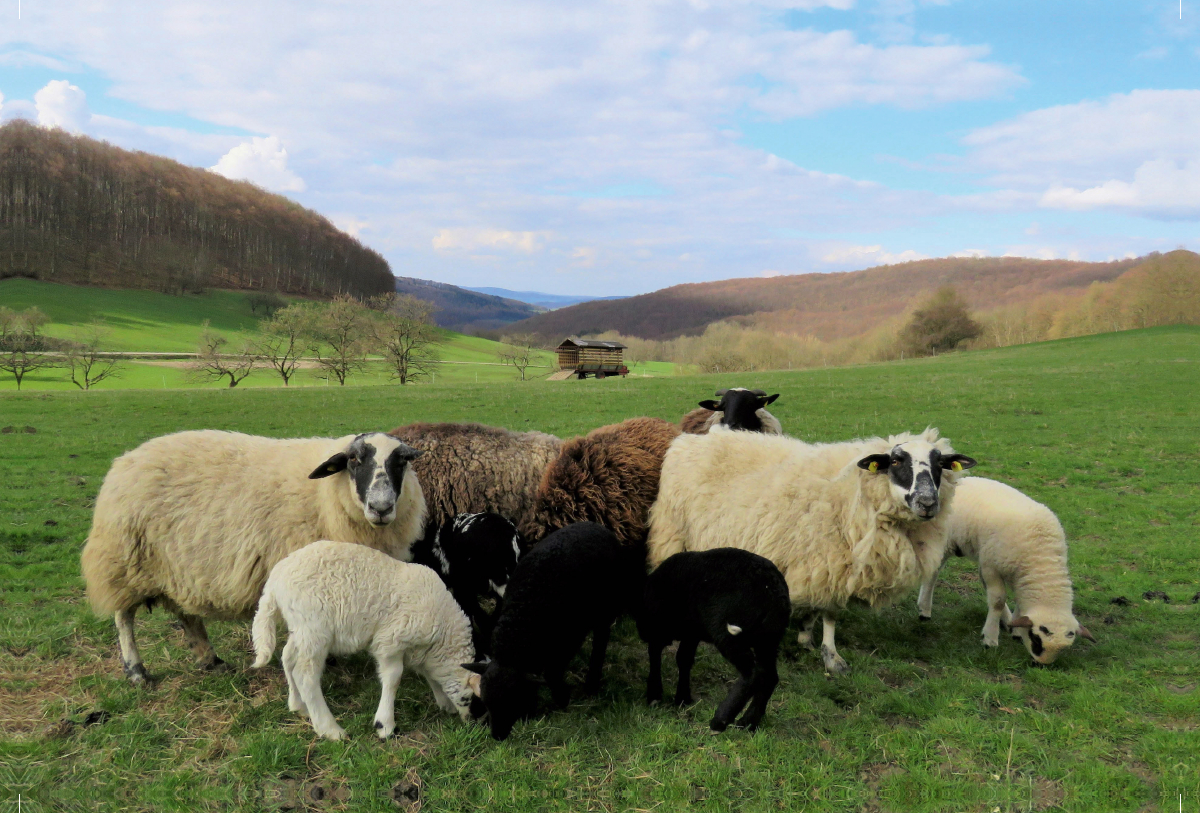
555,337,629,379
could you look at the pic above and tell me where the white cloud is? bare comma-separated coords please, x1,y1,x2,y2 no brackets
951,248,989,258
821,244,929,265
570,246,598,266
0,50,74,70
432,228,550,254
34,79,90,132
210,136,305,193
330,215,370,238
1039,159,1200,217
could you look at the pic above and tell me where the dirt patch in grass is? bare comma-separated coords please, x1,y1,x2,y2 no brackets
1030,777,1065,810
0,653,111,739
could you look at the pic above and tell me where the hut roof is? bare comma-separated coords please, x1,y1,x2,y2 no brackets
557,336,627,350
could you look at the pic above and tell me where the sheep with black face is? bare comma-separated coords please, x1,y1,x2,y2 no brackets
81,430,426,684
680,388,782,435
648,427,975,675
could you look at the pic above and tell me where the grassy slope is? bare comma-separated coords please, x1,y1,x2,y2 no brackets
0,279,672,389
2,326,1197,812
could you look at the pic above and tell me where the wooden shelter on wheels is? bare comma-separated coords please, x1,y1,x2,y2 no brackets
555,337,629,379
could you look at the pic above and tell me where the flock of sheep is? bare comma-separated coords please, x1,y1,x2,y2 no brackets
79,387,1093,740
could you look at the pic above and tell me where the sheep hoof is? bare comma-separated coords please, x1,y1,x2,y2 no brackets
319,726,347,741
708,718,729,733
123,663,153,686
374,720,394,739
820,646,850,676
673,694,694,707
200,656,231,673
981,635,999,648
918,614,931,622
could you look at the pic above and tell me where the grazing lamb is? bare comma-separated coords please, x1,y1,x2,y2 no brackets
252,540,482,740
647,426,976,675
410,512,523,656
679,388,783,435
533,417,681,546
81,430,425,684
388,422,562,543
917,476,1095,664
639,549,791,732
464,522,643,740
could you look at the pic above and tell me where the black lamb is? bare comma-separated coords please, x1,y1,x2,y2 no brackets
464,522,643,740
638,548,790,732
409,512,523,656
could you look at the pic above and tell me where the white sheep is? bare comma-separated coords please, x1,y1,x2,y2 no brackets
80,430,426,684
917,476,1095,664
252,540,480,740
647,426,975,674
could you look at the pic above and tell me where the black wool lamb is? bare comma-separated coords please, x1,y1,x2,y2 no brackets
638,548,790,732
464,522,643,740
409,512,523,656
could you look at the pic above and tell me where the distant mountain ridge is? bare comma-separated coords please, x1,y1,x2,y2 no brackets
505,255,1156,341
393,276,543,333
463,286,627,311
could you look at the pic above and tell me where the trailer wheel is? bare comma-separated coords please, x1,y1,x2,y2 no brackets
596,371,607,379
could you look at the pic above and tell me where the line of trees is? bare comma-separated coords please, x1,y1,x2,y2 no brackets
0,121,394,298
0,306,124,390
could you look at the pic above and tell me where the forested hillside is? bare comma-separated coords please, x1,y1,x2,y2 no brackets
393,276,542,333
507,255,1145,341
0,121,393,299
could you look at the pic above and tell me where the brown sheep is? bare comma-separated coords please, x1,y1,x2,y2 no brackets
388,422,563,543
534,416,682,546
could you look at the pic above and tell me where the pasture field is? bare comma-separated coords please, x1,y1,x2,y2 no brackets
0,279,676,389
2,326,1198,812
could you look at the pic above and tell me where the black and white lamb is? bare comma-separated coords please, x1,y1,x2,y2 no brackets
639,549,791,732
679,388,783,435
410,512,524,656
464,522,644,740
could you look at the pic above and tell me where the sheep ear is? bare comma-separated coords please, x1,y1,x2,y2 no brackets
465,673,482,695
398,445,424,461
308,453,349,479
941,454,977,472
1009,616,1033,629
857,454,891,473
761,393,780,405
714,389,727,396
1077,625,1096,643
461,662,489,675
698,400,720,410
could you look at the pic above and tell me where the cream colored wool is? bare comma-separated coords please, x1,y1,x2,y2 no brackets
920,476,1086,664
253,540,478,740
647,426,964,673
81,430,426,681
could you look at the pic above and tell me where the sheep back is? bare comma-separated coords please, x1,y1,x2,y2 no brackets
388,422,562,543
534,417,681,546
81,430,425,620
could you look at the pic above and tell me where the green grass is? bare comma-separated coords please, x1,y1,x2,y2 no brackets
3,326,1198,812
0,279,677,389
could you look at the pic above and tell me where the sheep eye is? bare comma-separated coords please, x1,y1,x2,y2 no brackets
1039,626,1051,635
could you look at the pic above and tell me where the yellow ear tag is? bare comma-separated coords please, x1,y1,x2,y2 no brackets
868,461,879,473
951,461,963,471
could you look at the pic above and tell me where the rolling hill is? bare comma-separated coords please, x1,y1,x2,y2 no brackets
464,286,627,311
393,276,543,333
504,254,1174,341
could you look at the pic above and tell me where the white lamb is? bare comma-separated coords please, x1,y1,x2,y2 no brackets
81,430,426,684
252,540,481,740
917,476,1095,664
647,426,976,674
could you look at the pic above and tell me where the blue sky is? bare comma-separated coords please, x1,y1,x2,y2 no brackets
2,0,1197,295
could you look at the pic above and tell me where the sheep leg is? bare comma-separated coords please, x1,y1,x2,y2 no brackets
372,654,406,739
645,640,666,705
980,566,1008,647
710,644,756,732
546,669,571,710
116,607,151,685
293,651,344,740
584,621,611,695
673,637,699,706
735,644,780,732
917,566,940,621
177,613,228,671
424,674,457,714
796,612,818,650
819,613,850,675
281,639,306,715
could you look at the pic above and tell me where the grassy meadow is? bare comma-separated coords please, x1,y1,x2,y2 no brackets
0,279,678,390
2,325,1197,812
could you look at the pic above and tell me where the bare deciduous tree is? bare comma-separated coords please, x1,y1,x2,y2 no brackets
497,333,542,381
0,306,58,390
66,322,123,390
190,321,259,388
257,303,313,386
311,296,374,386
372,293,443,385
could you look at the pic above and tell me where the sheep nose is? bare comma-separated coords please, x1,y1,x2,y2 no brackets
369,499,394,514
